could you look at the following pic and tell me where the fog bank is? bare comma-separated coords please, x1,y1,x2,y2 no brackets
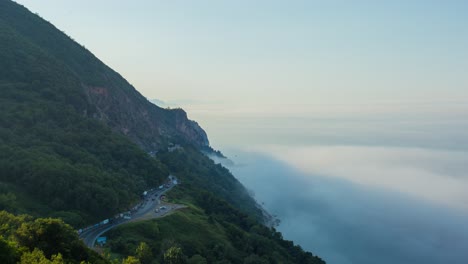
223,149,468,264
259,145,468,211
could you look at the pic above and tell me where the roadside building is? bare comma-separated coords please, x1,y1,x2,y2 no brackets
96,237,107,245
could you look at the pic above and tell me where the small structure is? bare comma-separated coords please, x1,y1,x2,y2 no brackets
167,175,178,185
168,144,182,152
96,237,107,245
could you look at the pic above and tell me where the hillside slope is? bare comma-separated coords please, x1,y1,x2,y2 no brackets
0,0,211,225
0,0,325,263
0,0,208,151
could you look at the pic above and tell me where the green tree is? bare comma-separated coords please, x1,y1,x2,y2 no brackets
163,246,186,264
122,256,141,264
243,254,268,264
135,242,152,264
0,236,19,264
15,218,80,259
187,254,207,264
19,248,64,264
0,192,18,212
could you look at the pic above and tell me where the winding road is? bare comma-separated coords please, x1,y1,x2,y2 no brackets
79,177,184,248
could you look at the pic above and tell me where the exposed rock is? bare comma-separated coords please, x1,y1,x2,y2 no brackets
83,83,209,151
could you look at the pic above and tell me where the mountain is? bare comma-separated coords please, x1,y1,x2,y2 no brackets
0,1,325,263
0,0,208,151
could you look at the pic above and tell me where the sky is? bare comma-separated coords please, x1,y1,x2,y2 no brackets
13,0,468,123
13,1,468,263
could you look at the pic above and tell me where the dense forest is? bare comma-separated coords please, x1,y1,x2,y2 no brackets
0,0,169,224
0,0,325,263
0,211,108,263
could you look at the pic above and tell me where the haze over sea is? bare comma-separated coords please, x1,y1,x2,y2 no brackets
182,102,468,264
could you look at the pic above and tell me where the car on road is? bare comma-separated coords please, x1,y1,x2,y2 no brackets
160,206,166,210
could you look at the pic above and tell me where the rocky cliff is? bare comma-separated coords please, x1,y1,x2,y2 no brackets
83,82,209,151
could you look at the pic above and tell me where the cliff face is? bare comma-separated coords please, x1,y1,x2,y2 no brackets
0,0,209,151
83,82,209,151
172,109,210,146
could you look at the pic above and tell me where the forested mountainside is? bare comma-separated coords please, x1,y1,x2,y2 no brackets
0,0,208,151
0,0,325,263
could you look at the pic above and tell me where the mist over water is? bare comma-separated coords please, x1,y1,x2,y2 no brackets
199,107,468,264
221,148,468,264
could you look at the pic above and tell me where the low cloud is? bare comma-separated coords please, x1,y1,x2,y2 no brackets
257,145,468,212
226,147,468,264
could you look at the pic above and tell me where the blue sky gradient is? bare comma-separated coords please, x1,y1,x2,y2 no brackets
14,0,468,109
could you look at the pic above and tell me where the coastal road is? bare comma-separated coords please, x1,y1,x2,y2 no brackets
79,179,184,248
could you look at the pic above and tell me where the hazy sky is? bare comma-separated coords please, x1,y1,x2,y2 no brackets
13,0,468,117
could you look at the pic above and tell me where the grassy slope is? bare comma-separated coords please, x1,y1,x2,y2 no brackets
106,201,325,263
105,150,326,264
